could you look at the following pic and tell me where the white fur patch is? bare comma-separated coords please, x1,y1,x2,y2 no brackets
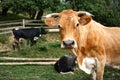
14,28,19,30
34,37,39,41
39,34,41,37
91,71,96,80
78,57,96,74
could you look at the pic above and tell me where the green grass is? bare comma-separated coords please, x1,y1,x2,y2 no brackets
6,41,71,58
0,33,71,58
0,37,119,80
0,34,9,44
0,65,119,80
0,65,83,80
0,12,120,80
0,33,120,80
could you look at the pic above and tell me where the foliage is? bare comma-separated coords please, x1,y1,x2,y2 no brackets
0,0,12,7
0,0,120,26
0,0,120,24
73,0,120,26
0,12,29,21
10,0,35,14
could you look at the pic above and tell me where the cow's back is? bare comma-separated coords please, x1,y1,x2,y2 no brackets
13,28,40,39
103,27,120,65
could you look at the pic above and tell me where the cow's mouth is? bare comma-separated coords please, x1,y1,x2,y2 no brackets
64,46,73,49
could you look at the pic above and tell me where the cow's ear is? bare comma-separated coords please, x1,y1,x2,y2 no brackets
78,15,92,25
77,11,93,25
44,13,59,27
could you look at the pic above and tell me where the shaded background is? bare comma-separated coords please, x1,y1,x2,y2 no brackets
0,0,120,26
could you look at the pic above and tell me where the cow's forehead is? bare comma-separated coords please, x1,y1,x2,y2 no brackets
59,10,78,25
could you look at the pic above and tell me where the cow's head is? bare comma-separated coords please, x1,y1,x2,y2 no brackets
44,9,93,49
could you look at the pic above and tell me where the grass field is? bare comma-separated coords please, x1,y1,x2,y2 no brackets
0,65,88,80
0,11,120,80
0,34,120,80
0,33,71,58
0,65,119,80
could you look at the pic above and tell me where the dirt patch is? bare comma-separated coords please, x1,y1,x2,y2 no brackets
0,43,11,51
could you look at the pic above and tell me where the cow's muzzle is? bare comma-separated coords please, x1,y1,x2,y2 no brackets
63,40,75,48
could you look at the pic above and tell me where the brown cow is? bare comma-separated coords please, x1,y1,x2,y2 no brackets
44,9,120,80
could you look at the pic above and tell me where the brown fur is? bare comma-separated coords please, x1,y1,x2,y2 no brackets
45,9,120,80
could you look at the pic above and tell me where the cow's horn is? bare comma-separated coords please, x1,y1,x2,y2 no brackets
78,11,94,17
43,13,59,18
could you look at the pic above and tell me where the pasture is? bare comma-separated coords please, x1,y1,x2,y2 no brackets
0,33,120,80
0,13,120,79
0,65,119,80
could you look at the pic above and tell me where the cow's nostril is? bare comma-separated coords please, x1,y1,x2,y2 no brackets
63,40,75,46
71,41,75,45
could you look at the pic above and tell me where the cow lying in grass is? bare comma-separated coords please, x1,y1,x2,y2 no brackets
54,55,76,73
45,9,120,80
12,27,47,50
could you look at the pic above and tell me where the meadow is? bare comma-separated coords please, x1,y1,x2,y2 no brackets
0,12,120,80
0,33,120,80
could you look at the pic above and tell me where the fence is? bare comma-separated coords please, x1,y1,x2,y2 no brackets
0,19,59,34
0,57,59,65
0,19,59,65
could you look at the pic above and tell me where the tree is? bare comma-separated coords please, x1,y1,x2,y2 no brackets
0,0,13,16
105,0,120,26
72,0,120,26
10,0,47,19
0,0,120,25
10,0,37,19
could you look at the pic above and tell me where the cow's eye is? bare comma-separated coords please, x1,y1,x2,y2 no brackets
76,23,79,27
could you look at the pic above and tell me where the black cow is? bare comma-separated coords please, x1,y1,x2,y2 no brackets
12,27,47,50
54,55,76,73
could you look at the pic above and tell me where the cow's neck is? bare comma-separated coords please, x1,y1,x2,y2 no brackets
73,20,105,57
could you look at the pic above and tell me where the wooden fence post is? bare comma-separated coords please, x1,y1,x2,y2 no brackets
22,19,25,28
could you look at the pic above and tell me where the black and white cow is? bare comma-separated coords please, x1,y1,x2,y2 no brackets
54,55,76,73
12,27,47,50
